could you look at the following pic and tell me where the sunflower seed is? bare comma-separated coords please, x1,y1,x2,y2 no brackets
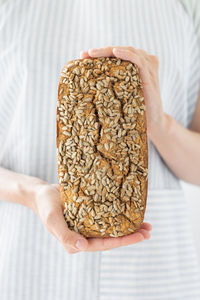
59,57,148,237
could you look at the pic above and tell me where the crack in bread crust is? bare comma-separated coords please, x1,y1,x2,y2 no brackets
57,57,148,238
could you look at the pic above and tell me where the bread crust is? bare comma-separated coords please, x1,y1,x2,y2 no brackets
56,57,148,238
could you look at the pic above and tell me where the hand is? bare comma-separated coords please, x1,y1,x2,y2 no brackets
80,46,167,139
32,183,152,254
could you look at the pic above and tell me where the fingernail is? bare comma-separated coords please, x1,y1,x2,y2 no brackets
75,239,87,250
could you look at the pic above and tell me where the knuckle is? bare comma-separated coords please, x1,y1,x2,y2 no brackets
139,56,145,65
127,46,134,52
66,247,78,254
151,55,159,65
43,209,56,227
138,48,147,55
59,233,71,245
36,184,50,199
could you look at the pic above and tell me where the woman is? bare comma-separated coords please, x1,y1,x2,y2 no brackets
0,0,200,299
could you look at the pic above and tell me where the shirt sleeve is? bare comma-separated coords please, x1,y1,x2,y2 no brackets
178,0,200,128
178,0,200,50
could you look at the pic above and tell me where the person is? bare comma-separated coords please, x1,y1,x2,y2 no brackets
0,0,200,299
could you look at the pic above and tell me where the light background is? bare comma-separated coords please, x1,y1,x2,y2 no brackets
181,181,200,263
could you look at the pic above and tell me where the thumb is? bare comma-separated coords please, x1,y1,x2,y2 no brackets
47,207,88,251
51,184,60,192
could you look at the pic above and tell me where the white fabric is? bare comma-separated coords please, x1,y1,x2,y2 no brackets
99,190,200,300
1,190,200,299
179,0,200,50
0,0,200,299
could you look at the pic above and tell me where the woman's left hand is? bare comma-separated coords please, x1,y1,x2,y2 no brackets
80,46,167,140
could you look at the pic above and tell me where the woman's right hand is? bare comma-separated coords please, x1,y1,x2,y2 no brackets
31,183,88,254
32,183,152,254
0,167,152,254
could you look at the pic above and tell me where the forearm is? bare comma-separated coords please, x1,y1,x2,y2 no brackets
149,114,200,185
0,167,47,209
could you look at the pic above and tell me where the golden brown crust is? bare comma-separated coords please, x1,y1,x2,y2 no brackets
56,57,148,238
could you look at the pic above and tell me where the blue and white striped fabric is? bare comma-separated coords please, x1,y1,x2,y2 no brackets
0,0,200,299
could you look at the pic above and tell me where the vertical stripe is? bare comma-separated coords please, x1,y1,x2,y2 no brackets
0,0,200,299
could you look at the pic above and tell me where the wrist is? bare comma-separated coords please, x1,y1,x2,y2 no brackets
147,113,174,144
17,174,48,211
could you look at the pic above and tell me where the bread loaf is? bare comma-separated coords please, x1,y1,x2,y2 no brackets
56,57,148,238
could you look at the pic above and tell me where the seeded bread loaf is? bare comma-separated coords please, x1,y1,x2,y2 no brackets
56,57,148,238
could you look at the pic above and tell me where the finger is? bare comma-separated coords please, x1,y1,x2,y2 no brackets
88,46,115,57
65,246,81,254
141,222,152,231
112,48,150,85
85,231,144,252
137,228,151,240
134,48,148,56
51,184,60,192
80,50,90,59
44,206,88,251
88,46,136,58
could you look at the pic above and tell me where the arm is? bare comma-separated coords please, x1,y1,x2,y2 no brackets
149,96,200,185
0,167,89,253
81,46,200,185
0,167,151,253
0,167,46,209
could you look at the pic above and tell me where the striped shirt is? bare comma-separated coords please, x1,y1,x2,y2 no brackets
0,0,200,299
179,0,200,50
